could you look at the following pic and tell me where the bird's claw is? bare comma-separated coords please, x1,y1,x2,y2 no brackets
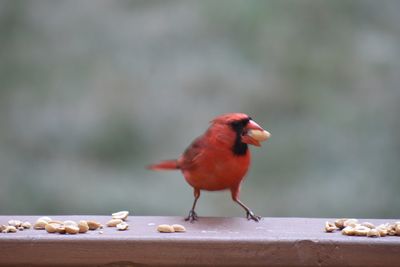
185,210,198,223
246,211,261,222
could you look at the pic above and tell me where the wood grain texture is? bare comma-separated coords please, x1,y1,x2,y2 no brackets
0,216,400,266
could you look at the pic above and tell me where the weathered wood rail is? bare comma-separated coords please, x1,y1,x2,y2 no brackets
1,216,399,266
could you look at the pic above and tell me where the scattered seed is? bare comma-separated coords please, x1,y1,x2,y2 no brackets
4,226,17,233
325,221,337,233
56,225,66,234
87,221,101,230
361,222,375,229
327,219,400,238
34,219,49,230
112,211,129,221
45,223,60,233
48,220,64,225
22,222,31,229
63,220,78,227
388,228,396,236
65,225,79,234
354,225,370,236
334,218,348,229
172,224,186,232
342,226,355,236
38,217,52,223
376,225,388,237
343,219,358,228
367,229,380,238
157,224,175,233
396,223,400,236
107,219,123,227
8,220,22,227
1,226,17,233
78,220,89,233
116,222,129,231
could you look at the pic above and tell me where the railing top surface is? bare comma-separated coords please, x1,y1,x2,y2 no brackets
1,216,399,266
0,216,398,242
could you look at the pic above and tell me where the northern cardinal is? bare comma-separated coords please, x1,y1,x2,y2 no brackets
148,113,270,222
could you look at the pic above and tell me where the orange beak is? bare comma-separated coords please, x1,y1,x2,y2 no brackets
241,120,271,147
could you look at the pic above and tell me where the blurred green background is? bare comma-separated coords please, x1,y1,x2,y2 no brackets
1,0,399,218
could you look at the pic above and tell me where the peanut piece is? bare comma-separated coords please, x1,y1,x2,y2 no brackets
354,225,370,236
334,218,348,229
45,223,59,233
8,220,22,227
361,222,375,229
48,220,64,225
87,220,101,230
395,223,400,236
34,219,49,230
172,224,186,232
324,221,337,233
342,226,355,236
5,226,17,233
22,222,31,229
33,216,51,230
78,220,89,233
388,229,396,236
248,129,271,142
343,219,358,228
107,219,123,227
56,225,66,234
367,229,380,238
65,225,79,234
116,222,129,231
376,225,388,237
112,211,129,221
38,217,52,223
157,224,175,233
63,220,78,227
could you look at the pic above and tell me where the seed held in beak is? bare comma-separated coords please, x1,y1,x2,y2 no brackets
247,129,271,142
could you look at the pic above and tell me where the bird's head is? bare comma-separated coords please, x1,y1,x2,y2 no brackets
211,113,271,155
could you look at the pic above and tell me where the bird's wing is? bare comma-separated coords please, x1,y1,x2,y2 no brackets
179,137,207,170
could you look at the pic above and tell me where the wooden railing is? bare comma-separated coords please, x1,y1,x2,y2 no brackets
1,216,399,266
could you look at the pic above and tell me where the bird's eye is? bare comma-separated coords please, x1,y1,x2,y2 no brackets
230,121,241,131
230,118,250,133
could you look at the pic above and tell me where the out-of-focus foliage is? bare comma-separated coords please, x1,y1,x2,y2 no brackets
0,0,399,218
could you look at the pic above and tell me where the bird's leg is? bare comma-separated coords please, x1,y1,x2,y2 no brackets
185,188,200,223
235,198,262,222
231,187,261,222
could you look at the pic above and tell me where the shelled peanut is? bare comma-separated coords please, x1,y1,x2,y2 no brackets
31,217,101,235
157,224,186,233
324,218,400,238
1,219,31,233
107,211,130,231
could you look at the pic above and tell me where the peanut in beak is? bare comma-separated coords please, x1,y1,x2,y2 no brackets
247,129,271,142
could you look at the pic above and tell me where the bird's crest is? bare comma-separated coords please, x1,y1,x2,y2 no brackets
210,113,250,124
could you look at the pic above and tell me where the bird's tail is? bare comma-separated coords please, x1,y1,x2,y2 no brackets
147,159,180,170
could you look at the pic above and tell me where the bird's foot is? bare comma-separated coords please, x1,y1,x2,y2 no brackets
246,211,261,222
185,210,198,223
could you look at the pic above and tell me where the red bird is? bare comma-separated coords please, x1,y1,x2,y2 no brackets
148,113,270,222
